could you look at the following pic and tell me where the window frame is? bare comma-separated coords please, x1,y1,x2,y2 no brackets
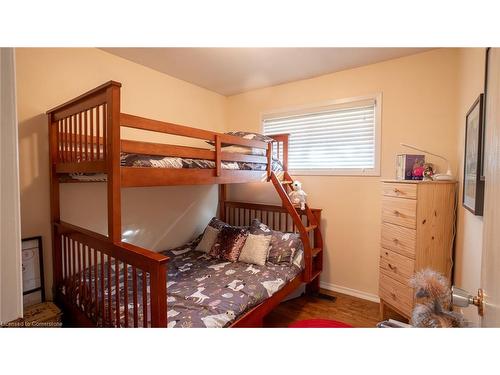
261,93,382,177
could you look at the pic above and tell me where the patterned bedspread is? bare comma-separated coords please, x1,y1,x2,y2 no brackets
120,153,283,171
67,241,303,328
68,153,283,181
161,243,303,328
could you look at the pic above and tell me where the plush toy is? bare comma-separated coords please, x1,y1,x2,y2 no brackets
288,180,307,210
423,163,434,181
409,269,465,328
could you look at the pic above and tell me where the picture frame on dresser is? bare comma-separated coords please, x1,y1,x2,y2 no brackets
463,94,485,216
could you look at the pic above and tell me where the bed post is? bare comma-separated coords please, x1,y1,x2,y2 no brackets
219,184,227,221
266,142,272,181
306,209,322,295
48,112,62,298
282,134,289,172
106,83,122,244
150,261,168,327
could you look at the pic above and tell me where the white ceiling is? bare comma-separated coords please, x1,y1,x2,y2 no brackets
102,48,433,96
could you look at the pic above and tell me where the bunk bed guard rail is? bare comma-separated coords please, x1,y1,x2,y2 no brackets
54,221,169,327
46,80,279,182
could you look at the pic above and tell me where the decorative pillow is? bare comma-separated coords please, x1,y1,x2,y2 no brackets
249,219,301,265
195,226,220,253
268,231,303,265
210,226,249,262
249,219,273,236
238,233,271,266
207,217,228,231
292,248,305,270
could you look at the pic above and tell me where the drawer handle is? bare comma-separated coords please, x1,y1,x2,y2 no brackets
388,263,397,271
393,210,405,217
393,238,399,244
390,292,397,299
393,188,403,195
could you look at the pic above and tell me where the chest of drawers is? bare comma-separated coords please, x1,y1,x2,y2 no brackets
379,180,456,319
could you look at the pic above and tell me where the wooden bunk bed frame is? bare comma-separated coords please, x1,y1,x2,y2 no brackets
47,81,323,327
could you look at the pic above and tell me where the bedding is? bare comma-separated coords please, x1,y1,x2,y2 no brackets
218,145,266,156
205,131,275,156
206,131,275,147
67,239,303,328
120,153,283,171
223,131,275,143
251,219,303,265
68,153,283,182
163,242,303,328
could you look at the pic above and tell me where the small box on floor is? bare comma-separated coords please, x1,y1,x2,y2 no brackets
396,154,425,180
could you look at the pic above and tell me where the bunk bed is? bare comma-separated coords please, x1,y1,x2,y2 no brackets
47,81,324,327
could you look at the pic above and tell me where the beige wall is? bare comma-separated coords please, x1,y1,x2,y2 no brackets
16,48,227,299
454,48,485,326
226,49,461,298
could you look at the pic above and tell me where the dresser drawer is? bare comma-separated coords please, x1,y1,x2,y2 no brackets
382,182,417,199
379,273,414,317
381,222,416,258
381,196,417,229
380,248,415,285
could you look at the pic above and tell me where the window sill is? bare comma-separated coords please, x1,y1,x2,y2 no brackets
289,169,381,177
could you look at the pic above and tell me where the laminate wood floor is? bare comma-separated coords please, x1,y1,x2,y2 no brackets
264,289,404,328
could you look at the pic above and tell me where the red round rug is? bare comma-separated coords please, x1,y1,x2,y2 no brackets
289,319,353,328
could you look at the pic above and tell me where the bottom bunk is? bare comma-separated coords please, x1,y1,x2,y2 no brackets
62,239,304,328
53,201,321,328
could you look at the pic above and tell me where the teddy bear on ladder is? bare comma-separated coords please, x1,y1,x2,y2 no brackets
288,180,307,210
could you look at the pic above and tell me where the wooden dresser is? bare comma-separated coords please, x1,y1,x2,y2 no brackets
379,180,456,320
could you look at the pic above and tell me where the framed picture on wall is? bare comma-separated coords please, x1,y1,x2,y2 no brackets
481,47,491,181
22,236,45,307
463,94,485,215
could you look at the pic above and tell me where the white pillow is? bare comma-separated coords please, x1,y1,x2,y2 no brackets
195,226,220,253
238,234,271,266
221,145,266,156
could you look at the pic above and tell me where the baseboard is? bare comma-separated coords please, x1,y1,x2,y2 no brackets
320,281,380,303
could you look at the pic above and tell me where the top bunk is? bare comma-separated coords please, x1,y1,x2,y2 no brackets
46,81,289,187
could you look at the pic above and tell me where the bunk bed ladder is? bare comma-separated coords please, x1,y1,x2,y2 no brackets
270,171,323,285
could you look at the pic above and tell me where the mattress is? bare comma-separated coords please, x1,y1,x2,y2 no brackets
67,153,283,181
67,239,303,328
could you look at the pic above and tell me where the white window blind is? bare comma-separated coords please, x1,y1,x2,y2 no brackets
263,97,379,175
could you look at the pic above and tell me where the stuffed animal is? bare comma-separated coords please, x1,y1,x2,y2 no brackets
288,180,307,210
423,163,434,181
409,269,465,328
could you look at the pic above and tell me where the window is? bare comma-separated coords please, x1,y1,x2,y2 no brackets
263,95,381,176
